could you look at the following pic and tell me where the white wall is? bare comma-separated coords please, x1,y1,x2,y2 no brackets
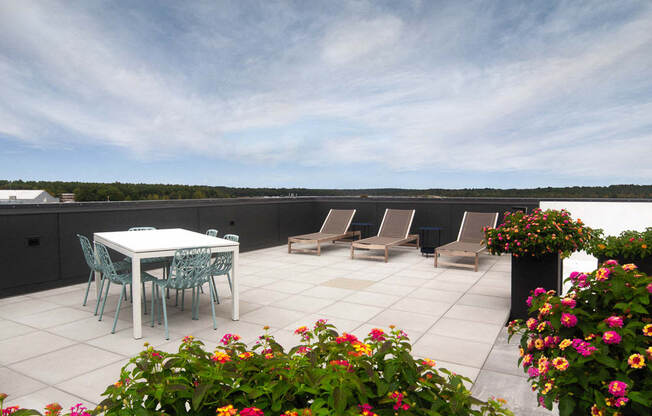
539,200,652,293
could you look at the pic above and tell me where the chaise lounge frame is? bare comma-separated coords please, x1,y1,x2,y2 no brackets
434,211,499,272
288,209,359,255
351,209,419,262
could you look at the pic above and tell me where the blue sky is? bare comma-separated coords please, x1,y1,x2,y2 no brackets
1,0,651,189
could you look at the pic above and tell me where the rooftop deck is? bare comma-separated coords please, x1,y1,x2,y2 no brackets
0,243,554,415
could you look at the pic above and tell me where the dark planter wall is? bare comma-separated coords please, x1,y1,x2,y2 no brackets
0,196,561,297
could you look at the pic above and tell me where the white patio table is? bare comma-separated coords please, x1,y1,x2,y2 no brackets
93,228,239,339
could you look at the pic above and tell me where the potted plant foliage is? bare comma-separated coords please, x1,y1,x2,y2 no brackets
484,208,594,320
1,323,513,416
507,261,652,416
587,228,652,274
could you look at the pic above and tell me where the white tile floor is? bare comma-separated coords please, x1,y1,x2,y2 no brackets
0,243,553,415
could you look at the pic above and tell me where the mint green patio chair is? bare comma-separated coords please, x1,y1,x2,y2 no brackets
208,234,239,303
95,242,158,333
206,229,218,237
148,247,215,340
77,234,130,313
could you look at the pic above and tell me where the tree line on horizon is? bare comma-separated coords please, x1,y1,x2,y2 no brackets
0,180,650,201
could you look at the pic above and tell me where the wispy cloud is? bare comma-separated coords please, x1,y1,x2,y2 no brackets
1,0,651,186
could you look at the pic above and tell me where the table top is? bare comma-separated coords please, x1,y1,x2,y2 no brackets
94,228,239,253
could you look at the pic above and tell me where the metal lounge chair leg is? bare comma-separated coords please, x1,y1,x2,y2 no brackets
351,245,354,259
112,283,125,333
98,280,112,321
82,269,93,306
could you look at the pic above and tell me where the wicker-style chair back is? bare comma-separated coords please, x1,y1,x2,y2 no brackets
168,247,212,289
206,229,219,237
77,234,99,271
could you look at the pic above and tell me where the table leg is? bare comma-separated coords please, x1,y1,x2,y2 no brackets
231,247,239,320
132,255,142,339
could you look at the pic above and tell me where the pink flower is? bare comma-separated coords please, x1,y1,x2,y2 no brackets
527,367,539,377
369,328,386,341
569,271,580,281
533,287,546,296
220,333,241,345
526,296,533,307
560,313,577,327
608,380,627,397
647,283,652,294
622,263,637,271
561,298,576,308
595,268,611,281
605,316,623,328
335,333,359,344
526,318,538,330
603,331,622,344
614,397,629,407
604,259,619,266
240,407,264,416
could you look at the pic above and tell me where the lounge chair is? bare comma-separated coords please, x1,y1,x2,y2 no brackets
434,211,499,272
288,209,359,255
351,209,419,262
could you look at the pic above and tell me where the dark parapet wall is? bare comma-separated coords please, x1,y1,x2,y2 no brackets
4,196,648,297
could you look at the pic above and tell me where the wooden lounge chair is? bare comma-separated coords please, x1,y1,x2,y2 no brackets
351,209,419,262
288,209,359,255
434,211,499,272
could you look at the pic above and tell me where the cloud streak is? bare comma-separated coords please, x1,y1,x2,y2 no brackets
0,0,651,186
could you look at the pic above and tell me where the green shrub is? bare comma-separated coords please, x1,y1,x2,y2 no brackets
586,228,652,260
507,261,652,415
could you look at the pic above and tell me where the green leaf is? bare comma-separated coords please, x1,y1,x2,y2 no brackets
558,396,576,416
192,383,212,410
333,386,345,415
630,303,647,314
12,410,42,416
628,391,650,406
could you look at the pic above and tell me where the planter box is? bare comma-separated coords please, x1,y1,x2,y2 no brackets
510,253,562,321
597,255,652,275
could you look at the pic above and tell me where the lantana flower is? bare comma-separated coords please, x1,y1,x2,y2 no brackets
603,331,622,344
561,298,576,308
560,313,577,327
605,316,623,328
552,357,569,371
422,358,436,367
368,328,386,341
240,407,264,416
220,333,241,345
643,324,652,336
607,381,627,397
559,339,572,350
621,263,637,271
212,352,231,363
627,353,645,369
595,268,611,281
217,405,238,416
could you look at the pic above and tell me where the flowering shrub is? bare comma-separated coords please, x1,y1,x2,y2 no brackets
94,323,512,415
507,261,652,415
587,228,652,260
0,323,513,416
484,208,593,258
0,395,92,416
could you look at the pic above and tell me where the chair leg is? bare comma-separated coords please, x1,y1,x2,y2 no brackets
181,289,185,311
434,250,438,268
207,280,218,330
142,282,148,315
175,289,179,306
82,269,93,306
474,254,479,272
351,245,355,259
160,285,169,340
94,277,106,316
210,276,220,303
112,284,125,333
151,284,157,327
157,286,163,325
317,241,321,256
98,280,112,321
226,273,233,294
384,247,388,263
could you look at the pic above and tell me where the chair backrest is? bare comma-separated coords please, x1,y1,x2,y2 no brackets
223,234,239,242
378,209,415,238
457,212,499,243
95,242,118,278
169,247,212,289
320,209,356,234
129,227,156,231
206,229,219,237
77,234,98,270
